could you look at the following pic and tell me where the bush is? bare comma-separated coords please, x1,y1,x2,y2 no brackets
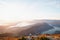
40,37,50,40
21,37,26,40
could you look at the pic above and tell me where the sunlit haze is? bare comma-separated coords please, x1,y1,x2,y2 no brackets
0,0,60,25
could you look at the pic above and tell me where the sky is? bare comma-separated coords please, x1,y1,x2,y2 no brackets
0,0,60,24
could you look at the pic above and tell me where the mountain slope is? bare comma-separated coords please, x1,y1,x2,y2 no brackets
0,20,60,37
17,22,53,36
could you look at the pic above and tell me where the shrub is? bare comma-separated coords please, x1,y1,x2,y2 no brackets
40,37,50,40
21,37,26,40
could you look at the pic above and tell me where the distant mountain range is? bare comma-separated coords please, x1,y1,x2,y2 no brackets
0,19,60,37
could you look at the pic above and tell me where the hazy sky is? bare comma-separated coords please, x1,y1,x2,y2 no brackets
0,0,60,22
